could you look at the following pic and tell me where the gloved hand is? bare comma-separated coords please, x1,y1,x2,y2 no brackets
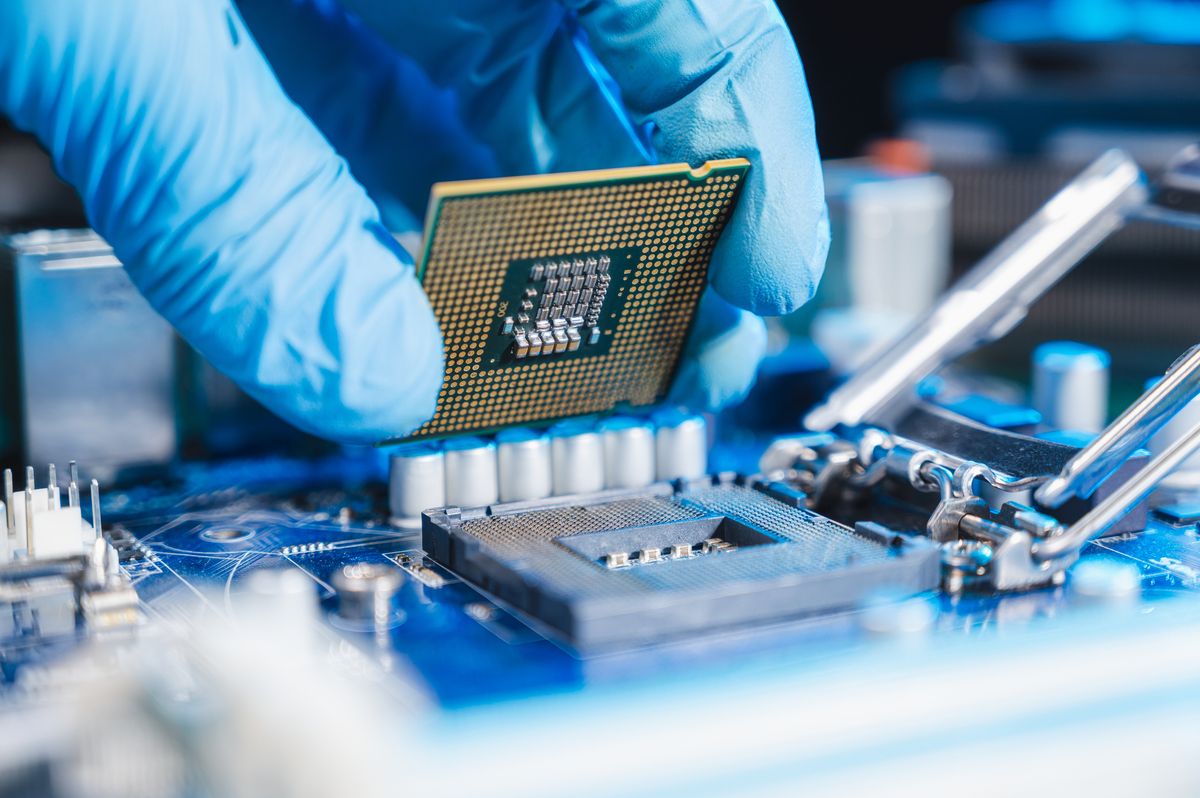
0,0,828,443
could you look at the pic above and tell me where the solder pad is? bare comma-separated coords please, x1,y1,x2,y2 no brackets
397,158,750,442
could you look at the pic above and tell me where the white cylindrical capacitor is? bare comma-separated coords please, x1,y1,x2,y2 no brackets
1032,341,1110,434
550,421,605,495
388,444,445,526
496,428,553,502
654,409,708,481
443,437,499,508
600,416,656,489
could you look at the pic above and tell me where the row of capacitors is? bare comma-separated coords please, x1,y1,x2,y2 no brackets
387,410,707,526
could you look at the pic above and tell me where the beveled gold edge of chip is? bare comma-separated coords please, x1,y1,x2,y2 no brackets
429,158,749,201
414,158,750,278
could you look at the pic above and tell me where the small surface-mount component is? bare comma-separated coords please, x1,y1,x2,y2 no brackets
397,159,749,442
422,475,939,651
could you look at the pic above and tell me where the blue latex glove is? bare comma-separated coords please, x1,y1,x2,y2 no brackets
0,0,827,442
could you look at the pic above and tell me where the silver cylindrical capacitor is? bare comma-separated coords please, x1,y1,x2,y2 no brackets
550,420,605,495
496,428,553,502
1032,341,1110,434
333,562,404,629
388,443,445,526
654,409,708,481
600,416,656,489
443,437,499,508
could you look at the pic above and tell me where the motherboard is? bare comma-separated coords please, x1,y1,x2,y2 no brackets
4,151,1200,797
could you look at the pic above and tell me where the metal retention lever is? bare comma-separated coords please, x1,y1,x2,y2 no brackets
1036,419,1200,561
804,149,1148,432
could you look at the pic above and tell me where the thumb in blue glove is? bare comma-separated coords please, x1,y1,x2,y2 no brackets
246,0,829,409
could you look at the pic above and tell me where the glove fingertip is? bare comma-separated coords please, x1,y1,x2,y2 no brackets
709,203,830,316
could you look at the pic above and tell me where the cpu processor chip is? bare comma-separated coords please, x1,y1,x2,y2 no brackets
396,158,750,441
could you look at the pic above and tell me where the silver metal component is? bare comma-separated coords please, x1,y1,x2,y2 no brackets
654,411,708,481
640,548,662,564
805,150,1148,432
86,536,108,588
670,544,692,559
3,469,12,535
68,461,79,508
600,417,657,489
550,422,605,495
3,230,178,475
24,487,34,557
443,438,499,508
1131,142,1200,230
1036,344,1200,507
497,429,553,502
1037,419,1200,562
1032,342,1110,434
90,479,103,540
332,562,403,629
388,444,445,526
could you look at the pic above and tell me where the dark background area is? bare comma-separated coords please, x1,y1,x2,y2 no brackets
780,0,983,158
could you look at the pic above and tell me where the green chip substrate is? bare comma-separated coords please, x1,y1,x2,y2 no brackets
392,158,749,443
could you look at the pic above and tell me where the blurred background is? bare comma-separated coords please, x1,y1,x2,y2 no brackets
3,0,1200,474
